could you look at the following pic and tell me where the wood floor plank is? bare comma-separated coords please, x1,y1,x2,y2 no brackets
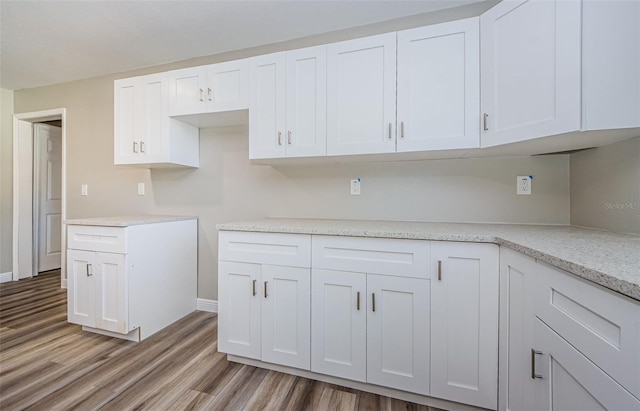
0,270,447,411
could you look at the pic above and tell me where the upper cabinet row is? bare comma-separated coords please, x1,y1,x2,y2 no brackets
114,0,640,166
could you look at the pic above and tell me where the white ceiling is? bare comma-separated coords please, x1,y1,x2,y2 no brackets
0,0,481,91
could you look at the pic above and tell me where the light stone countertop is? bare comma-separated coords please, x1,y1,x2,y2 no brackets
65,215,197,227
217,218,640,301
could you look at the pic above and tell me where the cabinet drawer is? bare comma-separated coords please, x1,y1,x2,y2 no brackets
312,235,430,278
67,225,127,253
535,263,640,398
219,231,311,268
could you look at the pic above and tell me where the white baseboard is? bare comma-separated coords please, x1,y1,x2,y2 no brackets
196,298,218,313
0,272,13,283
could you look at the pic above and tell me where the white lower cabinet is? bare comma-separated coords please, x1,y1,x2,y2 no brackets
311,268,430,394
430,242,500,410
500,248,640,411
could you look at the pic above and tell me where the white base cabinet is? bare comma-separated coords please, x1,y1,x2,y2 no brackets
67,219,197,341
499,248,640,411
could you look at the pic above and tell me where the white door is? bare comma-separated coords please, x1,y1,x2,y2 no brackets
533,319,640,411
67,249,95,327
206,59,249,112
367,274,430,395
397,17,480,152
311,269,366,382
499,248,537,411
113,77,140,164
167,66,207,116
261,264,311,370
480,0,581,147
327,33,397,156
34,124,62,272
285,46,327,158
430,242,499,409
218,261,262,360
249,52,287,159
139,73,168,163
95,252,128,334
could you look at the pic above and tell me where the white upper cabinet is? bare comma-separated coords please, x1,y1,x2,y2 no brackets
249,47,327,159
168,59,248,116
114,73,199,167
480,0,582,147
249,52,287,159
397,17,480,152
582,0,640,130
327,33,397,156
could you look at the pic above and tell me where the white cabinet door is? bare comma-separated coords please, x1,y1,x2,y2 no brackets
480,0,581,147
139,73,168,163
261,264,311,370
206,59,249,112
397,17,479,152
94,252,128,334
533,319,640,411
311,269,366,382
114,77,140,164
430,242,499,409
327,33,397,156
499,248,537,411
218,261,262,360
67,249,96,328
167,66,208,116
249,52,287,159
285,46,327,158
367,274,430,395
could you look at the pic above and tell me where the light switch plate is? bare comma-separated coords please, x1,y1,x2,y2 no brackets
138,183,145,196
81,184,88,196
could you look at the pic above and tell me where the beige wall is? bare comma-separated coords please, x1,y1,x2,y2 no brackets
570,137,640,234
0,88,14,273
14,3,573,299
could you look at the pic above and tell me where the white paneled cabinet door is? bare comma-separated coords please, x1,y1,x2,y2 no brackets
261,265,311,370
139,73,167,162
218,261,262,360
397,17,479,152
367,274,430,395
206,59,249,112
480,0,581,147
67,250,96,328
114,77,139,164
532,319,640,411
430,242,499,409
167,66,207,116
249,53,287,159
311,269,366,382
327,33,397,156
94,252,128,334
285,46,327,158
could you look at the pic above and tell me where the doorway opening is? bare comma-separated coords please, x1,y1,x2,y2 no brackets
12,109,67,288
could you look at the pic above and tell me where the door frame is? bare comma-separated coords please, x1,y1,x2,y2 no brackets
12,109,67,288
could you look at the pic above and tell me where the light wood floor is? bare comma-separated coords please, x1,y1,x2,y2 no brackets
0,271,444,411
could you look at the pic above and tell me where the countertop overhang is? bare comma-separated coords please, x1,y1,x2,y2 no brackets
218,218,640,301
65,215,198,227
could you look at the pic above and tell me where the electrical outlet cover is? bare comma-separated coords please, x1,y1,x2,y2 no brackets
517,176,532,195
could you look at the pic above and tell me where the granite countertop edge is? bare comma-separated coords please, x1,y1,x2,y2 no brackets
65,215,198,227
217,219,640,301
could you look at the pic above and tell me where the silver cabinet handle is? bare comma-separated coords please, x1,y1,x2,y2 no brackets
356,291,360,311
277,131,282,146
133,142,138,153
372,293,376,312
388,123,392,139
199,88,204,102
438,260,442,281
483,113,489,131
287,131,292,145
531,349,543,379
400,121,405,138
86,263,93,277
252,279,257,296
208,88,212,101
264,281,268,298
140,141,145,153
